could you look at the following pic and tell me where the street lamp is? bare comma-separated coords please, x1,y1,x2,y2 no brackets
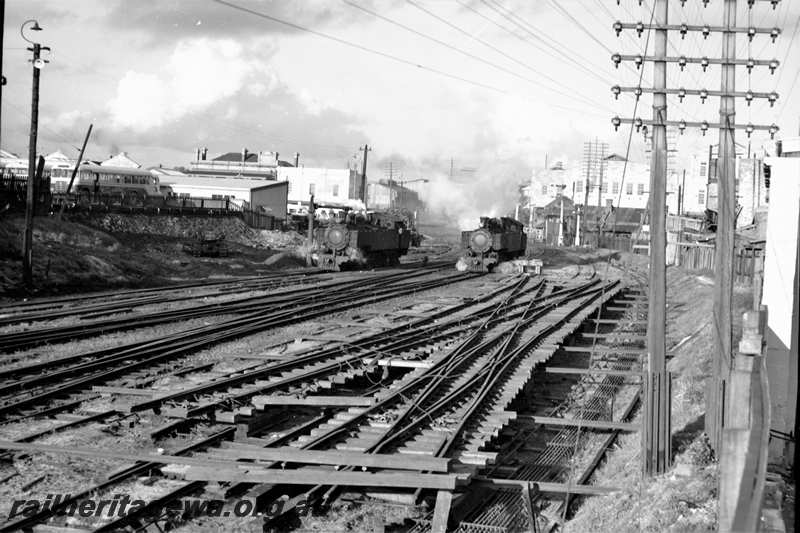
20,19,49,288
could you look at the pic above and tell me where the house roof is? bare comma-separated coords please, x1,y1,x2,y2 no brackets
157,175,281,191
540,195,575,217
213,152,259,162
102,152,141,168
583,206,645,233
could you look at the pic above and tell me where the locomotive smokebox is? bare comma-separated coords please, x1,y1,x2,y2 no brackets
469,229,492,253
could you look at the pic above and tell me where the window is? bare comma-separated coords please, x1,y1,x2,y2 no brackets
288,181,293,194
124,176,131,184
541,185,548,195
309,183,315,195
637,183,645,195
612,182,619,194
700,162,707,177
576,181,584,193
601,183,609,194
626,183,633,195
332,184,339,197
698,190,705,204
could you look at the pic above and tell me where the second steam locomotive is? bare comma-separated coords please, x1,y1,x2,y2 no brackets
313,211,412,271
457,216,527,272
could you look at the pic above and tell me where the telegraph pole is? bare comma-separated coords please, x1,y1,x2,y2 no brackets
640,0,670,476
0,0,5,150
612,0,782,470
710,0,738,450
22,22,47,289
359,144,370,209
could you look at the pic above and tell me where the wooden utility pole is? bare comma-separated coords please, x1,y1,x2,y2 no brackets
0,0,5,150
643,0,670,476
306,194,315,267
57,123,93,222
359,144,370,208
22,42,42,289
709,0,737,452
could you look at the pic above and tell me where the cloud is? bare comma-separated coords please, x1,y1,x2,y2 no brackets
103,0,390,41
107,38,268,131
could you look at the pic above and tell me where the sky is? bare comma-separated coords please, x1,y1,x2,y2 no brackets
2,0,799,226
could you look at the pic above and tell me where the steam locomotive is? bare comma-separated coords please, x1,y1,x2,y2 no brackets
457,216,527,272
313,211,412,271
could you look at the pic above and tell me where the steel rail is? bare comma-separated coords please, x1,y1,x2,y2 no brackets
0,270,475,418
0,270,425,351
0,272,321,326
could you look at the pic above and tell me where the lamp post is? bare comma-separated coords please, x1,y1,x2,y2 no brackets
21,19,48,289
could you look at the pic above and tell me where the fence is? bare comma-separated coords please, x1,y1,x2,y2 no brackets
51,196,280,230
674,243,762,282
719,310,771,532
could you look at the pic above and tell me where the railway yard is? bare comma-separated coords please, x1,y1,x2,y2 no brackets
0,250,659,532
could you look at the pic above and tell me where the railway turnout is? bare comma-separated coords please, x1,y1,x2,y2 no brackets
0,265,645,532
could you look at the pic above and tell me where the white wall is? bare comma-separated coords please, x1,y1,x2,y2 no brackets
277,167,353,205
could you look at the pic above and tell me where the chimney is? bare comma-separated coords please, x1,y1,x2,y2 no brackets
195,148,200,161
275,152,279,164
242,147,249,164
202,147,208,160
294,152,300,168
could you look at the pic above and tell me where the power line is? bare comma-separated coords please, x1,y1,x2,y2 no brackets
209,0,507,95
341,0,607,111
403,0,618,112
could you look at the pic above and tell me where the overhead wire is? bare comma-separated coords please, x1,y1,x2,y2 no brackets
209,0,507,95
341,0,612,112
404,0,619,114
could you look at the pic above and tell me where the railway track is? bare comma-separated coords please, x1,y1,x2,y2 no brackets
0,267,476,421
0,265,640,533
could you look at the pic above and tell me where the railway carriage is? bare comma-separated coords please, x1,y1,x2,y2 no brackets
71,166,164,207
458,216,527,272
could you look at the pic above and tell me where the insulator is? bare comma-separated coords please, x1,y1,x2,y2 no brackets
678,56,688,71
702,0,710,7
678,88,687,102
747,27,756,42
634,118,643,132
700,121,709,136
746,59,756,73
680,24,688,39
769,59,779,74
769,124,779,139
641,125,648,140
612,85,621,99
702,26,711,39
745,91,754,106
678,121,687,135
634,87,643,100
745,124,755,138
680,0,687,6
770,29,780,43
612,116,622,131
613,21,623,37
635,22,644,37
700,89,709,103
770,0,779,9
747,0,755,7
768,92,778,107
634,55,643,69
612,53,622,68
701,57,710,72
